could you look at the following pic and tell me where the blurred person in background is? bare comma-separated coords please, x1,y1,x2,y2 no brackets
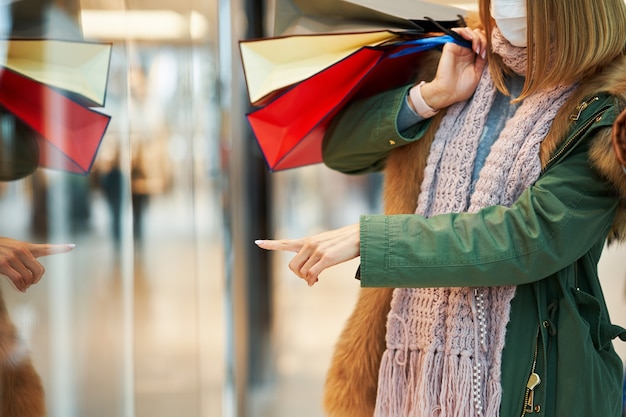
97,143,125,244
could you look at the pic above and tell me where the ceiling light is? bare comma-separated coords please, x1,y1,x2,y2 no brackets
80,10,209,41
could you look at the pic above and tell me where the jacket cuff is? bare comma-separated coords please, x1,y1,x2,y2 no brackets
359,214,390,287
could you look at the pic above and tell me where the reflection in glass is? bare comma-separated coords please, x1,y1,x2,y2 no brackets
0,1,224,416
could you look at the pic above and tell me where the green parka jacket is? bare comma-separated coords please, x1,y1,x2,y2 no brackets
320,51,626,417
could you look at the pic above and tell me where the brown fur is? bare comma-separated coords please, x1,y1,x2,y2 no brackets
323,21,626,417
323,288,393,416
0,288,46,417
589,128,626,243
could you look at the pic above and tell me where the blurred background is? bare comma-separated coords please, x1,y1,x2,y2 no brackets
0,1,624,417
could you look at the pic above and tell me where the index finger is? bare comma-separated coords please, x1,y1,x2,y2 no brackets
255,239,302,253
28,243,76,258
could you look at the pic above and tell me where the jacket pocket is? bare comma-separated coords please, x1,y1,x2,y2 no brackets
553,288,625,417
571,288,626,350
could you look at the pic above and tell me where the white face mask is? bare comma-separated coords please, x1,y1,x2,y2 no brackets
491,0,527,47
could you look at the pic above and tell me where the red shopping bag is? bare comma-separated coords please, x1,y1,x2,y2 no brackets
246,35,459,171
0,66,111,174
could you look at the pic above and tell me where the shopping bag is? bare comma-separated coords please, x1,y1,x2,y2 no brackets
342,0,467,24
0,67,111,174
274,0,467,35
240,30,402,105
247,35,460,171
1,39,112,107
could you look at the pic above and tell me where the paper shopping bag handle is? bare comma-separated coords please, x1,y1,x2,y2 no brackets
423,16,469,45
388,34,471,58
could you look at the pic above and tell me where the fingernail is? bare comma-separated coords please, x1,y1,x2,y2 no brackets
68,244,76,248
254,240,264,245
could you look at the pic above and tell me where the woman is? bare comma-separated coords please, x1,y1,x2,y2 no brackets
256,0,626,416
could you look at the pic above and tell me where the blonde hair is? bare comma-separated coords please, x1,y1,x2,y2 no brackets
479,0,626,101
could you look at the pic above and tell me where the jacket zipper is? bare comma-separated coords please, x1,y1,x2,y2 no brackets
569,96,599,122
521,327,541,417
543,97,609,171
524,97,608,417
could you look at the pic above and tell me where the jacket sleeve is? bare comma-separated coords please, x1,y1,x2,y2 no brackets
322,84,433,174
358,134,621,288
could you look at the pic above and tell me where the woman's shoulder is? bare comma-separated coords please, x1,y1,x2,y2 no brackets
579,62,626,199
542,63,626,242
542,53,626,167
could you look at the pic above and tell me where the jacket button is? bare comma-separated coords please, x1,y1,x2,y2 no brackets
534,405,541,413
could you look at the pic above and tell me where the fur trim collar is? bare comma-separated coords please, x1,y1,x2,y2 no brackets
552,54,626,242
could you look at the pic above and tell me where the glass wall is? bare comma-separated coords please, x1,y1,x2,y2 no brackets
0,0,224,416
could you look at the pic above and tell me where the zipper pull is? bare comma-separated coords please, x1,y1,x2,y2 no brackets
524,373,541,413
570,96,599,121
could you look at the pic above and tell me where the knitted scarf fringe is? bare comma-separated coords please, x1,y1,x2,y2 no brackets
376,349,480,417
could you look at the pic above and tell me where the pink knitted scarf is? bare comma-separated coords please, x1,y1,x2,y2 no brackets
375,29,576,417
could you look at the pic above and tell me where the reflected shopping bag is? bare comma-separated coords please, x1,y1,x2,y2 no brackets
1,39,112,107
0,67,111,174
247,34,462,171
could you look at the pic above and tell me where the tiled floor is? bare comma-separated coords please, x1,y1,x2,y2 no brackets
249,256,360,417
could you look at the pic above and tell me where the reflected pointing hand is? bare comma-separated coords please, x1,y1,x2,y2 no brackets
255,224,360,287
0,237,75,292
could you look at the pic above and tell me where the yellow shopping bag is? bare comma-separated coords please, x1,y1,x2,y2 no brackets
240,30,401,105
2,39,112,107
